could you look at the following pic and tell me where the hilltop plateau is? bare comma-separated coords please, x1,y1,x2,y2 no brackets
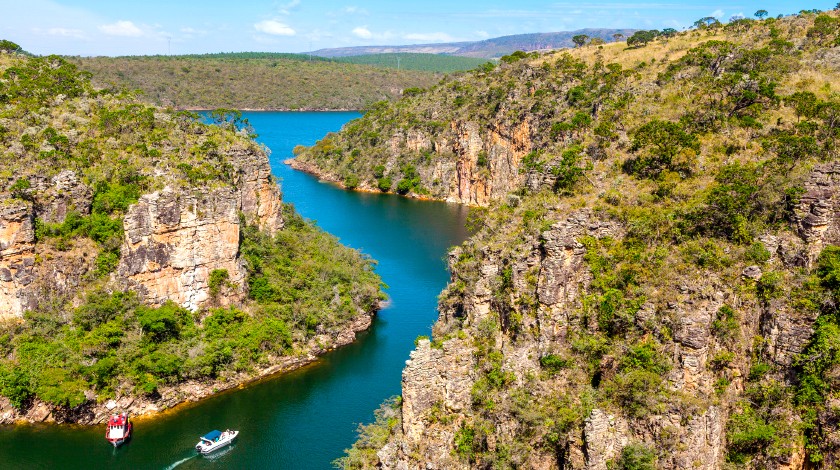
69,54,442,111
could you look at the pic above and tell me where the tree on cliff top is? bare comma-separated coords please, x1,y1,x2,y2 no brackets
0,40,22,53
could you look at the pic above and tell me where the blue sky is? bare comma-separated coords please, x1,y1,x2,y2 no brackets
0,0,834,56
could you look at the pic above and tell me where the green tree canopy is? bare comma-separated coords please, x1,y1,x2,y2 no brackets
625,120,699,178
0,40,22,53
572,34,590,47
627,30,659,47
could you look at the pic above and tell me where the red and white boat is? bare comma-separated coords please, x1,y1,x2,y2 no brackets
105,412,132,447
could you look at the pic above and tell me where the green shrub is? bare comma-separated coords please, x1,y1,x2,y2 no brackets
620,340,670,374
694,162,783,244
757,271,783,301
9,178,31,200
333,397,402,469
0,40,22,53
0,363,32,410
607,370,664,417
377,177,392,192
94,251,120,277
91,180,141,215
539,354,572,373
500,50,529,64
476,151,488,167
454,425,483,462
396,178,413,194
35,367,87,408
726,406,778,463
137,302,189,342
712,305,740,344
73,290,138,331
616,443,656,470
552,146,586,194
710,350,735,370
748,362,772,381
343,174,360,190
624,120,699,179
744,242,771,263
208,269,230,298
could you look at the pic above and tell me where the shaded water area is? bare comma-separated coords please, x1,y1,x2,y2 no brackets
0,112,468,469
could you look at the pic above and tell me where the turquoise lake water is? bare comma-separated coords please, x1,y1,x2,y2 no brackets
0,111,468,469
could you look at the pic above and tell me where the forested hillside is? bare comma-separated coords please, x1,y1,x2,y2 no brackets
0,46,382,424
335,53,491,73
292,10,840,469
70,55,441,110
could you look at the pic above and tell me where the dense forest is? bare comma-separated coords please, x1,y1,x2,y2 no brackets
333,54,492,73
69,54,446,110
292,9,840,469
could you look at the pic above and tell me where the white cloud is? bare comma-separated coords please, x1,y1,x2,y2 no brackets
179,26,208,39
278,0,301,15
254,20,296,36
327,5,368,17
43,27,87,39
343,6,368,14
711,9,724,18
474,30,490,39
352,26,373,39
305,29,334,41
403,32,456,43
98,20,144,37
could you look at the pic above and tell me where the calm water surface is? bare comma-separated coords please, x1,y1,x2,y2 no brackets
0,112,468,469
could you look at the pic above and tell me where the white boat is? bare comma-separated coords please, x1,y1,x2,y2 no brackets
195,429,238,454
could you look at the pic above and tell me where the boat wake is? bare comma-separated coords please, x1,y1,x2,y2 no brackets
163,455,197,470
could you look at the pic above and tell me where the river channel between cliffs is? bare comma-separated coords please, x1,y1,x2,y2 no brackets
0,111,468,469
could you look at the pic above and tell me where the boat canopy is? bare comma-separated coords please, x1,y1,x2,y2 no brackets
108,414,126,426
202,430,222,441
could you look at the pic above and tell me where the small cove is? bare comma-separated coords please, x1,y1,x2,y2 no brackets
0,111,468,469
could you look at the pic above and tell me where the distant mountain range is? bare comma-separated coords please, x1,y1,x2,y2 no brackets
311,29,638,59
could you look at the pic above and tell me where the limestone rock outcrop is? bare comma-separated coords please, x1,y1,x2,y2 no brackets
31,170,92,224
0,200,35,318
290,117,536,206
117,187,247,310
794,162,840,260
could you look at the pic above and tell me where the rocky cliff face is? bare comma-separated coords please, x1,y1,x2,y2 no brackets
289,116,534,205
0,171,101,318
118,187,248,311
380,205,804,469
0,143,283,316
373,156,840,468
0,201,35,319
117,144,283,311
